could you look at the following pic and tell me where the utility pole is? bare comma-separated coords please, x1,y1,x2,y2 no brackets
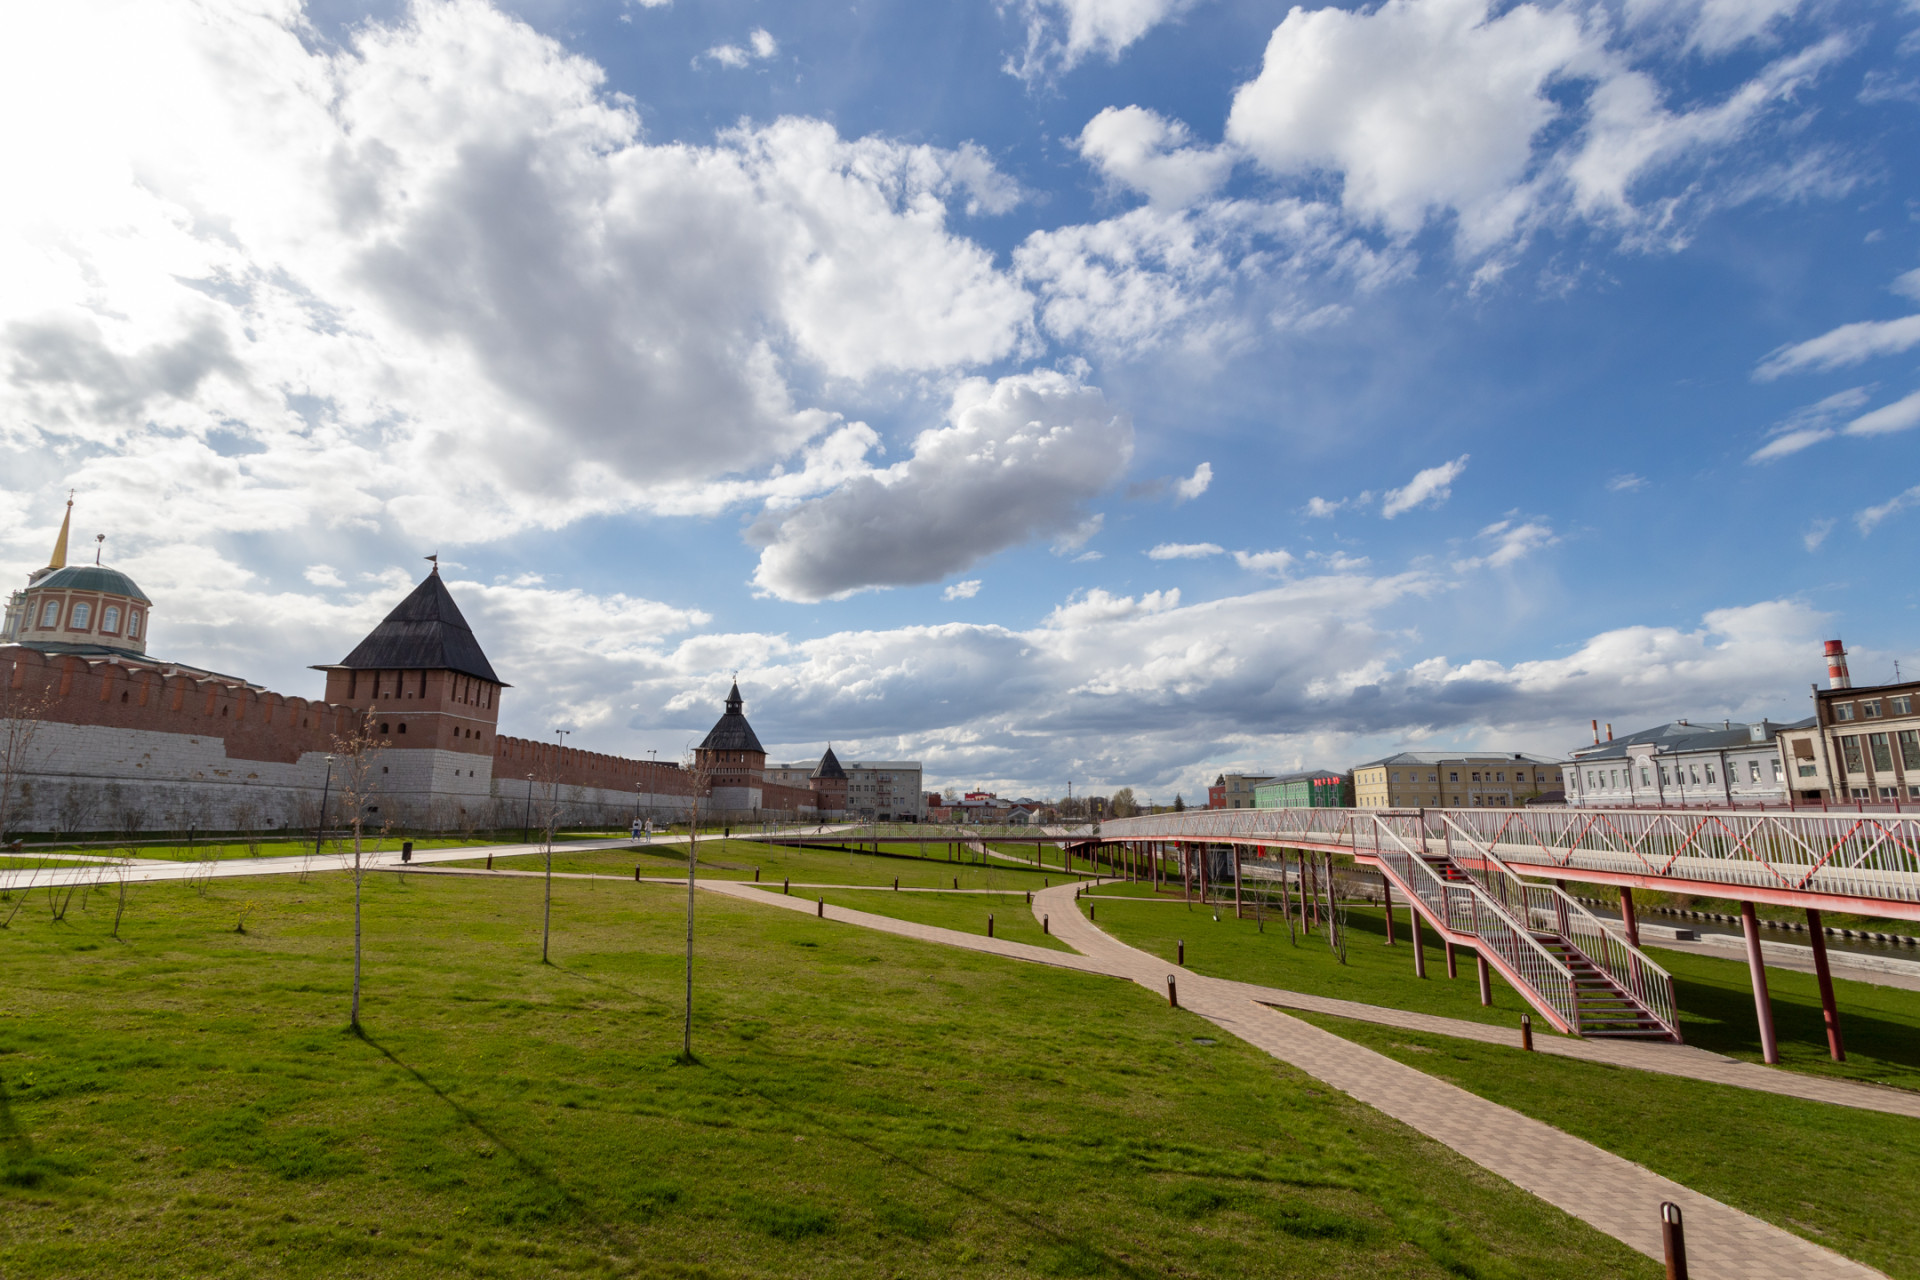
545,729,570,963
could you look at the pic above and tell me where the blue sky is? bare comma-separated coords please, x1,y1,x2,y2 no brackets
4,0,1919,801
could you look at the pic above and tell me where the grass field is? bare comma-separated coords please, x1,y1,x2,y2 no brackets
463,840,1081,893
7,835,513,863
0,867,1662,1279
1080,891,1920,1090
798,887,1075,952
1296,1010,1920,1278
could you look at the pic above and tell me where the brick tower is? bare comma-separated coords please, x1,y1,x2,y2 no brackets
696,682,765,815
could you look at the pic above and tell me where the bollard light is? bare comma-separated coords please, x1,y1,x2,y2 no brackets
1520,1014,1533,1052
1166,975,1179,1008
1660,1201,1687,1280
1177,939,1184,966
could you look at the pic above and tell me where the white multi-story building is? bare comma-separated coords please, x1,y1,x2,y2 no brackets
1565,720,1803,807
844,761,924,821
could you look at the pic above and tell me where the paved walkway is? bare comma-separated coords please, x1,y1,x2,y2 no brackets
695,876,1886,1279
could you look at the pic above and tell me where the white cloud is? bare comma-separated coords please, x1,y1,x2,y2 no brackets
749,370,1132,601
703,27,777,68
1894,269,1920,303
1858,485,1920,536
1607,473,1647,492
943,579,983,600
1747,386,1872,461
0,0,1034,558
1304,496,1347,518
1173,461,1212,501
1223,0,1846,253
303,563,345,588
1008,0,1202,80
1146,541,1223,560
1846,388,1920,437
1381,455,1468,518
1234,548,1295,575
1624,0,1807,54
1756,314,1920,379
1077,106,1233,208
1802,517,1834,551
1453,519,1556,570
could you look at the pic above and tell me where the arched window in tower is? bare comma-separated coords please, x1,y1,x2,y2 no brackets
70,602,91,630
39,600,60,628
101,605,121,634
127,611,142,639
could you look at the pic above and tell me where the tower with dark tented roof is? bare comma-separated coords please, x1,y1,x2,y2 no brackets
696,681,767,814
312,564,508,817
810,744,847,816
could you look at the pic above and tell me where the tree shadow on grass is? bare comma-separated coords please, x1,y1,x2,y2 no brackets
1671,972,1920,1082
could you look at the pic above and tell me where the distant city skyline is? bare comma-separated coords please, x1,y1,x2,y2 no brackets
4,0,1918,797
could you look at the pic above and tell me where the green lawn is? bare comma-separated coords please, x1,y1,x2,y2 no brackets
1296,1011,1920,1279
1083,891,1920,1091
797,887,1075,952
0,867,1657,1279
9,836,517,863
461,840,1084,893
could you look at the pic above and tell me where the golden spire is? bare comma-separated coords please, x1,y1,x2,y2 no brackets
47,491,72,570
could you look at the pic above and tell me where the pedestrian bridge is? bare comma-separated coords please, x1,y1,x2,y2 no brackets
1091,806,1916,1062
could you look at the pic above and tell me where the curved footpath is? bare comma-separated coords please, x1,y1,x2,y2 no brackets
692,876,1889,1280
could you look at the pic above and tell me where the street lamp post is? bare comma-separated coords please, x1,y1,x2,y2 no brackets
522,773,534,843
314,755,335,860
545,729,570,963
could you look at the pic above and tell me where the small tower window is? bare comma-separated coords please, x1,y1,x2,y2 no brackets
39,600,60,628
398,723,407,734
70,602,92,630
127,611,142,639
101,605,121,634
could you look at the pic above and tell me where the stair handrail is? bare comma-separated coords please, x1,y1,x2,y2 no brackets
1368,816,1582,1034
1436,815,1680,1039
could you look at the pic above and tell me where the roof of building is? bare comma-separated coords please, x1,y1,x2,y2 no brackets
811,745,847,780
328,569,502,684
1354,751,1564,768
1256,768,1350,785
30,565,151,604
845,761,921,770
1569,718,1814,762
699,682,765,753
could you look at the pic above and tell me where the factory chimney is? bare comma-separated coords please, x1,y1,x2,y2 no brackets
1825,639,1852,690
1591,719,1600,745
1606,723,1613,742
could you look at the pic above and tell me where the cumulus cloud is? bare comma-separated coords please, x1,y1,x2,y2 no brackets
1223,0,1845,253
1145,541,1223,560
943,579,983,600
1846,389,1920,438
749,370,1132,601
1173,461,1212,501
1452,519,1556,570
303,564,345,588
1008,0,1202,80
703,26,778,68
1077,106,1233,208
1802,517,1834,551
0,0,1033,557
1304,496,1349,518
1381,455,1468,518
1623,0,1807,54
1234,548,1295,574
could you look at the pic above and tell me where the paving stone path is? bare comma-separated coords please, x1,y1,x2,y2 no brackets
699,876,1889,1279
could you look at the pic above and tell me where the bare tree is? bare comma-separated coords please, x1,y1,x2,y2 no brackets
328,708,389,1031
677,747,717,1064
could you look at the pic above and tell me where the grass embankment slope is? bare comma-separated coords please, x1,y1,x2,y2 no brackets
0,869,1653,1278
468,839,1082,892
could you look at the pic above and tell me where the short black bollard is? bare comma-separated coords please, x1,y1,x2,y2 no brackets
754,867,761,882
988,914,995,938
634,866,641,882
1167,975,1179,1008
1520,1014,1533,1052
1043,915,1050,934
784,877,791,895
1177,939,1184,966
486,852,493,871
401,840,413,864
894,877,899,891
1660,1201,1687,1280
1026,891,1031,904
953,877,958,890
817,897,824,918
1089,902,1096,921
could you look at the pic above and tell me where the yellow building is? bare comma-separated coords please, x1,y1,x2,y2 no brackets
1352,752,1566,809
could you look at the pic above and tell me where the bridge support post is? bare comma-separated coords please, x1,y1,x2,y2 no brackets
1805,908,1846,1062
1444,939,1457,980
1476,951,1492,1006
1740,900,1780,1065
1382,877,1395,945
1619,886,1640,947
1232,848,1243,918
1410,904,1426,978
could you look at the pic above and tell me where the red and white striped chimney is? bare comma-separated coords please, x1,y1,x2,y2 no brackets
1825,639,1852,690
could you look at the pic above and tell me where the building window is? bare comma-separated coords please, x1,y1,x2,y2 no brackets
1704,765,1716,783
1894,696,1914,716
39,600,59,628
101,605,120,633
1772,759,1782,780
1659,766,1671,785
1749,760,1761,783
128,612,141,638
1449,772,1458,782
1689,765,1701,784
1841,735,1864,775
69,601,91,629
1882,787,1898,800
1471,772,1481,782
1496,771,1505,783
1799,762,1818,778
1870,732,1894,773
1863,701,1883,719
1640,767,1651,786
1834,703,1855,721
1901,730,1920,771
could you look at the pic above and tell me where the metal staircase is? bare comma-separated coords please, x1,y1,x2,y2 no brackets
1367,819,1681,1042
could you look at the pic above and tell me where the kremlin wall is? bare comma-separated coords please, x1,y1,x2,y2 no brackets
0,503,846,835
